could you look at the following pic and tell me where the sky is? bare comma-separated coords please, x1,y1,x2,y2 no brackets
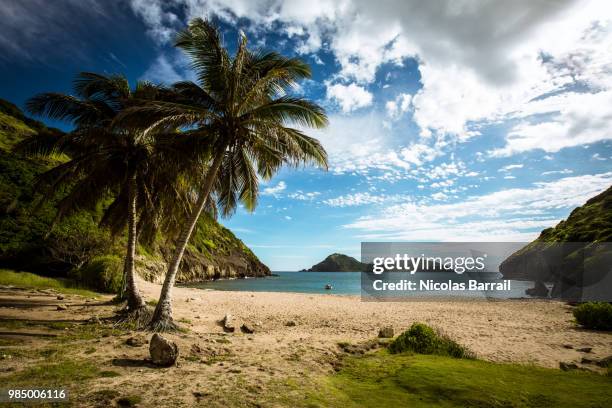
1,0,611,270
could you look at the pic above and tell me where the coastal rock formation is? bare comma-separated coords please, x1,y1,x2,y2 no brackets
525,281,549,297
500,186,612,298
302,253,367,272
0,99,270,287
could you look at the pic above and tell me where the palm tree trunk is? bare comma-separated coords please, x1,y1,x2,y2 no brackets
148,151,225,331
124,172,145,310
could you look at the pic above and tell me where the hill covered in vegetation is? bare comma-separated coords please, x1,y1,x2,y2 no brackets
0,99,269,292
302,253,367,272
500,185,612,298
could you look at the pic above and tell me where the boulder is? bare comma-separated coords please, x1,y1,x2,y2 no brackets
56,295,65,300
378,326,394,338
56,304,68,311
285,320,297,327
149,334,179,366
222,314,236,333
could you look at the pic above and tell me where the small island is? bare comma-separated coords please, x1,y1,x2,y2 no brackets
301,253,368,272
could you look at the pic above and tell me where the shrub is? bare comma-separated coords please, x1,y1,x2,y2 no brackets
74,255,123,294
573,302,612,330
389,322,474,359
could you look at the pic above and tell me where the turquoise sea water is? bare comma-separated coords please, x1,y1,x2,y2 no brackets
185,271,538,298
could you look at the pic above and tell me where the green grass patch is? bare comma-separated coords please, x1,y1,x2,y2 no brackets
301,352,612,408
0,269,100,297
573,302,612,330
3,360,100,386
389,322,474,359
146,298,158,307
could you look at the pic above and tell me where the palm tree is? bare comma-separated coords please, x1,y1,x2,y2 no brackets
118,19,329,331
21,73,197,324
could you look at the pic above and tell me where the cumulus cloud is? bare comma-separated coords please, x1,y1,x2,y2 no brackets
130,0,612,155
325,82,373,112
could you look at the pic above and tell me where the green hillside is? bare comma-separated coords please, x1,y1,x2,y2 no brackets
0,99,269,292
500,186,612,298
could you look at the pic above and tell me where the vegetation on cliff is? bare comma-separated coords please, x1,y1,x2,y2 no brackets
500,185,612,298
0,99,269,292
303,253,367,272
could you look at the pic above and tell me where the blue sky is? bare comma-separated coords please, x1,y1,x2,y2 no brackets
1,0,611,270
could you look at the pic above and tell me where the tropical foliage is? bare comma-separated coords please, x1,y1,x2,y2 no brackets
116,18,328,331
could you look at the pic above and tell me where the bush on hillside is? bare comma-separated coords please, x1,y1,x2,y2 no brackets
573,302,612,330
389,322,474,359
73,255,123,294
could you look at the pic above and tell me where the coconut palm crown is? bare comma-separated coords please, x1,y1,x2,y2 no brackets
20,73,201,323
116,18,329,331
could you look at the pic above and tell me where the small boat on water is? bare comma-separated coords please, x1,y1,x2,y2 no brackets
325,284,333,290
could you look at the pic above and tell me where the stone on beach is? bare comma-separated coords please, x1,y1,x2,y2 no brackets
222,314,236,332
149,333,179,366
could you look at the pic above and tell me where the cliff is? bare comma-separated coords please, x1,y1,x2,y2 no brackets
302,253,367,272
499,185,612,298
0,99,269,288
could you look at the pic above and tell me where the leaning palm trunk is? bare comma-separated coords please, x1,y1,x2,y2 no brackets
120,172,151,326
148,152,224,331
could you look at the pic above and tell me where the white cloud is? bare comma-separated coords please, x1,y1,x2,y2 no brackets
131,0,612,154
541,169,573,176
262,181,287,196
498,164,524,172
385,93,412,119
325,82,373,112
344,172,612,241
490,91,612,157
141,55,184,84
288,191,321,201
431,192,448,201
323,192,389,207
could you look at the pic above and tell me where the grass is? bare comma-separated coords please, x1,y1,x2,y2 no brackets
0,269,100,297
3,360,101,386
389,322,474,359
292,351,612,407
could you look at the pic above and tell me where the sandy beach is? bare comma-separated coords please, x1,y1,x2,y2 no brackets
1,279,611,406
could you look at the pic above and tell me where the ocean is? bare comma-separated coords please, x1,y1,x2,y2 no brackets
185,271,538,299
